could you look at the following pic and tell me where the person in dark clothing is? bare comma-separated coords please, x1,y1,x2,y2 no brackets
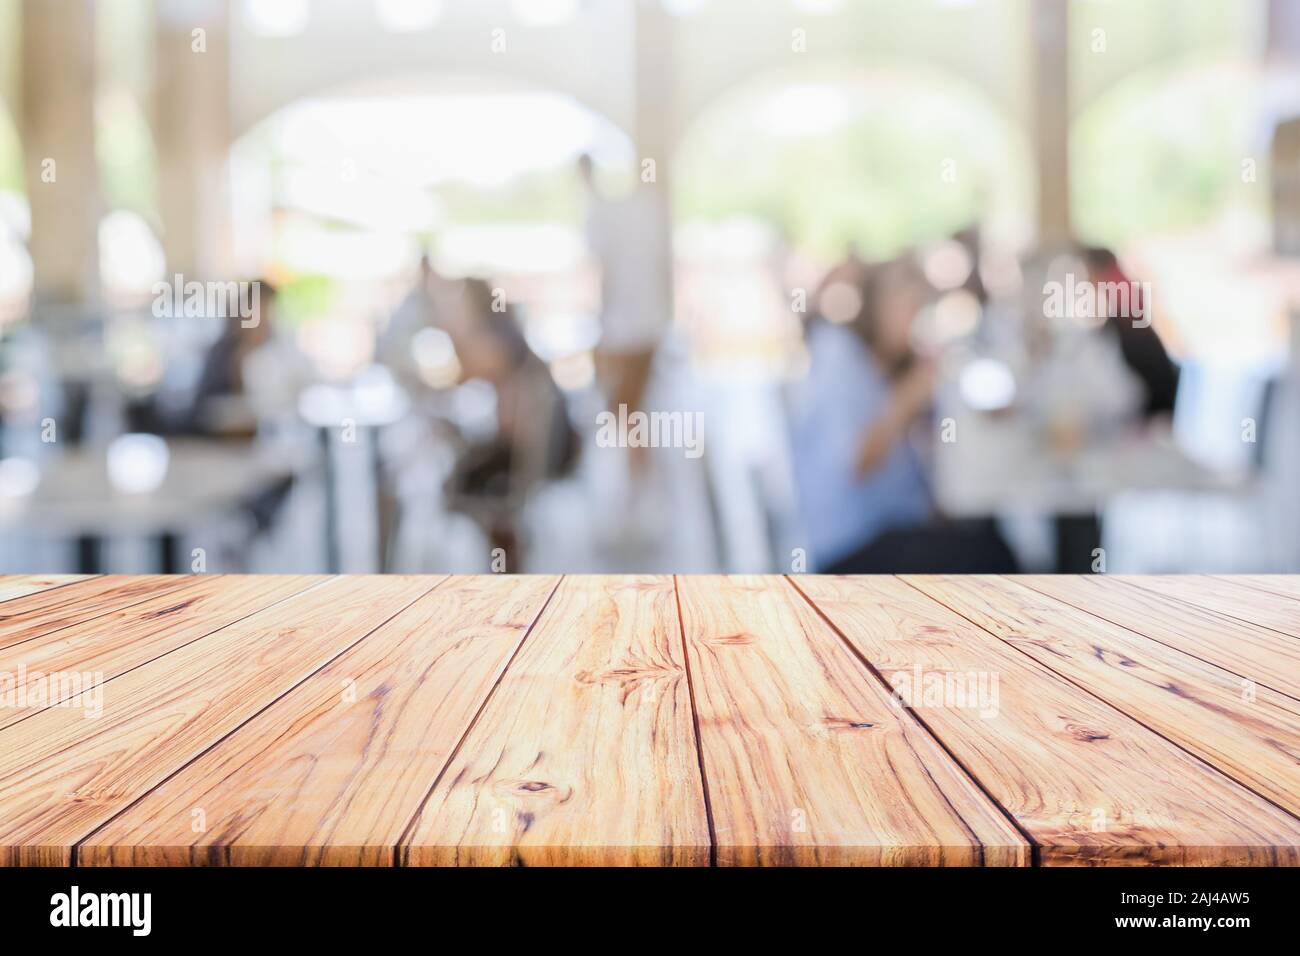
442,279,578,569
1082,247,1180,419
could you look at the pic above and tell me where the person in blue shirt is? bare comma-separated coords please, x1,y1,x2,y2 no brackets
788,255,933,570
788,253,1016,573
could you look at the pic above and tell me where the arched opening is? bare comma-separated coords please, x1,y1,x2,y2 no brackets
1071,56,1300,470
228,74,635,381
672,60,1035,375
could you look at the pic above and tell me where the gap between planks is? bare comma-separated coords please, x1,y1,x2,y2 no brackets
783,574,1039,865
391,574,565,866
0,576,327,734
1124,576,1300,639
0,575,100,605
69,576,450,866
17,573,1291,866
672,575,719,867
901,575,1300,835
1009,574,1300,704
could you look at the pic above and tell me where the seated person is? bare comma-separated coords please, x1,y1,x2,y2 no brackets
154,281,285,439
442,279,577,568
788,254,1015,574
1081,246,1179,419
379,254,444,389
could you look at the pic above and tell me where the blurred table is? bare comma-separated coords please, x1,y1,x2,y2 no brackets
0,440,297,572
298,377,410,573
934,413,1238,517
934,410,1243,571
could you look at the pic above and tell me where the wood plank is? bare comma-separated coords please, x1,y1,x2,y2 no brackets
0,575,322,731
1014,574,1300,702
1215,575,1300,602
401,575,710,866
0,575,92,604
0,575,197,651
796,575,1300,865
908,575,1300,819
80,575,559,866
677,575,1027,866
0,575,437,866
1124,576,1300,638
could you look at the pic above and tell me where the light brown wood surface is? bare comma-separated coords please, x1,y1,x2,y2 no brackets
1014,574,1300,702
1213,575,1300,604
909,575,1300,819
0,575,435,865
0,573,1297,866
402,576,710,865
0,575,195,651
81,575,555,866
0,575,91,603
1125,575,1300,638
678,575,1026,865
797,575,1300,865
0,575,321,731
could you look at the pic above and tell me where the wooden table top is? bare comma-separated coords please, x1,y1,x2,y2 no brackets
0,573,1297,867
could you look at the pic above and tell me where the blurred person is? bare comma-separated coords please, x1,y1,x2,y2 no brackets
1082,246,1180,419
789,254,1016,573
379,253,442,385
578,154,670,490
142,281,300,556
150,280,282,438
238,282,315,437
789,256,933,570
442,279,578,568
952,224,989,306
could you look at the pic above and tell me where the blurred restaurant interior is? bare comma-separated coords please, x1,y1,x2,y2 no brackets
2,0,1300,575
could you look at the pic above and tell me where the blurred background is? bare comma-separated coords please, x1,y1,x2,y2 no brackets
1,0,1299,575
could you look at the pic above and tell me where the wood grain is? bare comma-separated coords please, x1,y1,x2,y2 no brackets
0,575,435,865
797,575,1300,865
677,575,1027,865
0,575,92,604
2,573,1299,867
1013,573,1300,702
1125,576,1300,638
401,576,710,866
909,575,1300,819
0,575,322,731
1215,575,1300,602
0,575,196,652
80,575,557,866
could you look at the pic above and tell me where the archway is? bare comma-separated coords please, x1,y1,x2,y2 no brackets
1071,56,1300,364
1071,53,1300,471
227,72,636,379
672,59,1035,374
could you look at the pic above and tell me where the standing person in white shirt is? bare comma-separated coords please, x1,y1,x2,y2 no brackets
578,154,671,492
